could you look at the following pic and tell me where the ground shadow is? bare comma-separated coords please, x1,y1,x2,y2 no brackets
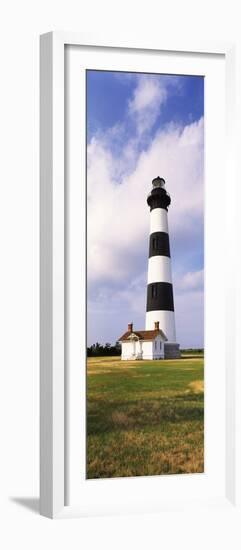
88,392,204,435
10,497,39,514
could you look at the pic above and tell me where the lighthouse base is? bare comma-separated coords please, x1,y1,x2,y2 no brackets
164,343,181,359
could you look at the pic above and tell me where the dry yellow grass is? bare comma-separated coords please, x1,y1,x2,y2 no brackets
188,380,204,393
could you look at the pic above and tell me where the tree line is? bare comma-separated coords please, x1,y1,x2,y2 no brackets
87,342,121,357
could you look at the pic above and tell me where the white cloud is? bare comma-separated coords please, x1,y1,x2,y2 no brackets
176,269,204,293
128,77,167,135
87,117,204,288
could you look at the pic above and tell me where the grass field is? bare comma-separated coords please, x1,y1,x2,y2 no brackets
87,355,204,479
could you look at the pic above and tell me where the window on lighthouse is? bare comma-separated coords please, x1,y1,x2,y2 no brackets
151,284,157,298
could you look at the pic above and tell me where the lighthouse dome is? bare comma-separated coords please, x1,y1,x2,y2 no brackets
152,176,165,188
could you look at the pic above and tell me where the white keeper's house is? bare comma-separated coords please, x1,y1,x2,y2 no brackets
119,321,167,360
118,176,180,360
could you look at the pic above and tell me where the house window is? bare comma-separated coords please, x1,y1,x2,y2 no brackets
154,341,157,350
160,341,162,350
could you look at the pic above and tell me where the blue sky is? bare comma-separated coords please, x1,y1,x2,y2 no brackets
87,72,204,140
87,70,204,348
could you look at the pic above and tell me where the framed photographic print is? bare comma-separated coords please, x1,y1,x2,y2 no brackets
40,32,239,518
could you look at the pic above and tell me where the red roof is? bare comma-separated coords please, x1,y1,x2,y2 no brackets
118,329,167,342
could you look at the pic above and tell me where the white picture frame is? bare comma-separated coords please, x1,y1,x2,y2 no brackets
40,31,239,519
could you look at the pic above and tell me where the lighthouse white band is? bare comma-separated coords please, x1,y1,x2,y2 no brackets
150,208,168,234
146,310,176,343
147,255,172,284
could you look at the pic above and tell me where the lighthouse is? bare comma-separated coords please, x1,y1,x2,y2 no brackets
118,176,180,360
146,177,180,359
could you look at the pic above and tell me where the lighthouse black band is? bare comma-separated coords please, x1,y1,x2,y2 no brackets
147,187,171,211
146,282,174,312
149,232,170,258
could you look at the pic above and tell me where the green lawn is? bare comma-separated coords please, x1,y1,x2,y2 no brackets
87,355,204,479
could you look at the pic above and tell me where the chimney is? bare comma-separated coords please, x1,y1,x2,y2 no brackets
128,322,133,332
154,321,159,330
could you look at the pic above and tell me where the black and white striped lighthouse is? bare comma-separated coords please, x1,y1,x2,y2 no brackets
146,177,180,358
